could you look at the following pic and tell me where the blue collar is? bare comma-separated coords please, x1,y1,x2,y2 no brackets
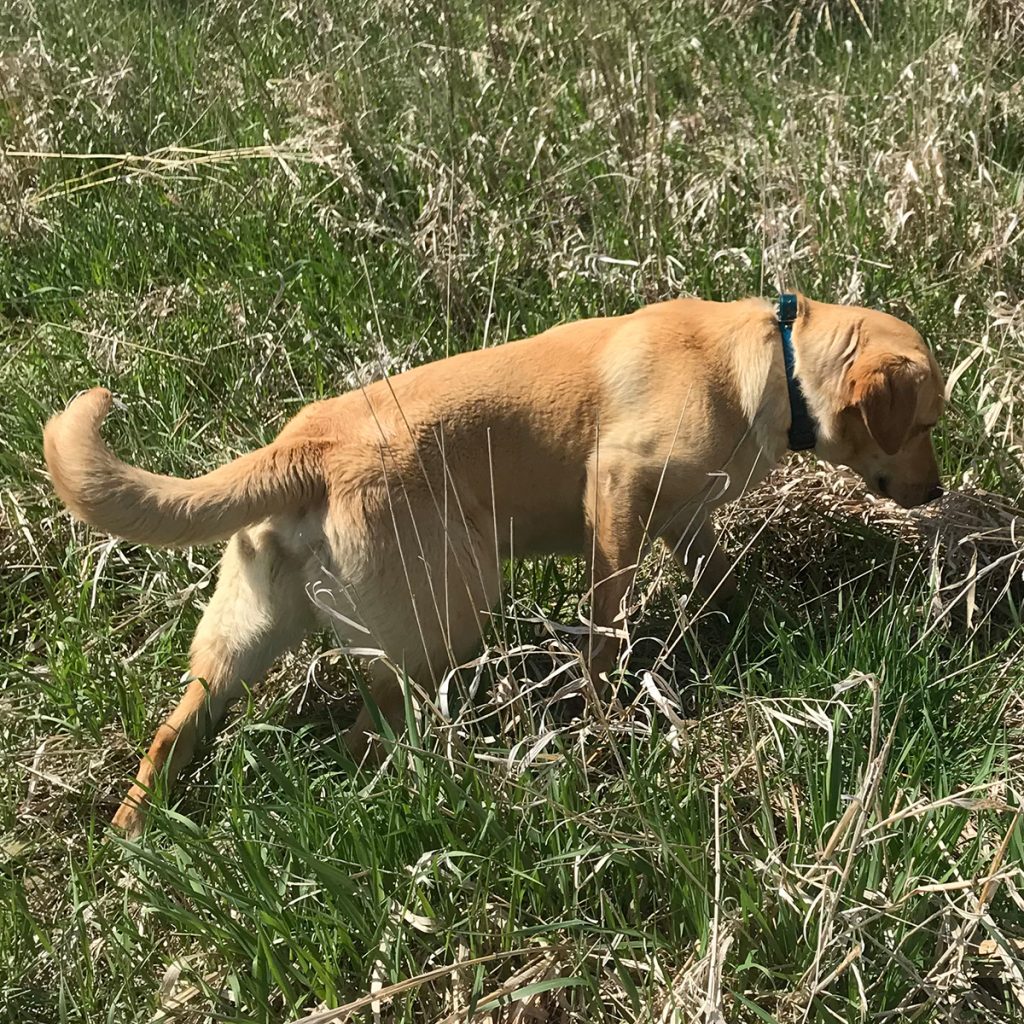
777,293,817,452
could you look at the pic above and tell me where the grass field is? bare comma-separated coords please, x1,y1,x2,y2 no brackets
3,0,1024,1020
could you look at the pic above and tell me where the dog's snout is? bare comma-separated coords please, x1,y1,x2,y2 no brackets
883,479,945,508
895,482,944,509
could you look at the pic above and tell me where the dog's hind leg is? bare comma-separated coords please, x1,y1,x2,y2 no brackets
342,660,423,764
112,520,314,836
339,505,501,762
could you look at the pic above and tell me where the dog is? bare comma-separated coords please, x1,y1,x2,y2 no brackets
43,293,945,835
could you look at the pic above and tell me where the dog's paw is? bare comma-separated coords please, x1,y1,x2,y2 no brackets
111,792,146,839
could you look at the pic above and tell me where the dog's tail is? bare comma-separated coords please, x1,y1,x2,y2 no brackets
43,388,326,547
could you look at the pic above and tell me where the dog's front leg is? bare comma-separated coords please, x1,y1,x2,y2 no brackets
659,514,738,607
582,465,649,696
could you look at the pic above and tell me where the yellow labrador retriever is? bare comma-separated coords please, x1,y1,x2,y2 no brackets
43,293,945,834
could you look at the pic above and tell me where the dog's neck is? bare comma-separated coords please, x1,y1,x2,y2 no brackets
732,294,852,465
785,297,860,451
777,294,817,452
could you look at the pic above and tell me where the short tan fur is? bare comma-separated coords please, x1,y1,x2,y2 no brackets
42,294,945,834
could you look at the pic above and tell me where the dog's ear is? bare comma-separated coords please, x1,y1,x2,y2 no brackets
849,356,920,455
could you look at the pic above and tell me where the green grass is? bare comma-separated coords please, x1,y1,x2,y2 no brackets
2,0,1024,1020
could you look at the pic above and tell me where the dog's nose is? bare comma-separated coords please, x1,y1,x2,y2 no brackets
926,484,944,502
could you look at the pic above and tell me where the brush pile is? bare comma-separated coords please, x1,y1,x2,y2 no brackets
725,459,1024,627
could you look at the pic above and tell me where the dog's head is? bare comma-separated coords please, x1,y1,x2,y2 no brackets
809,305,945,509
